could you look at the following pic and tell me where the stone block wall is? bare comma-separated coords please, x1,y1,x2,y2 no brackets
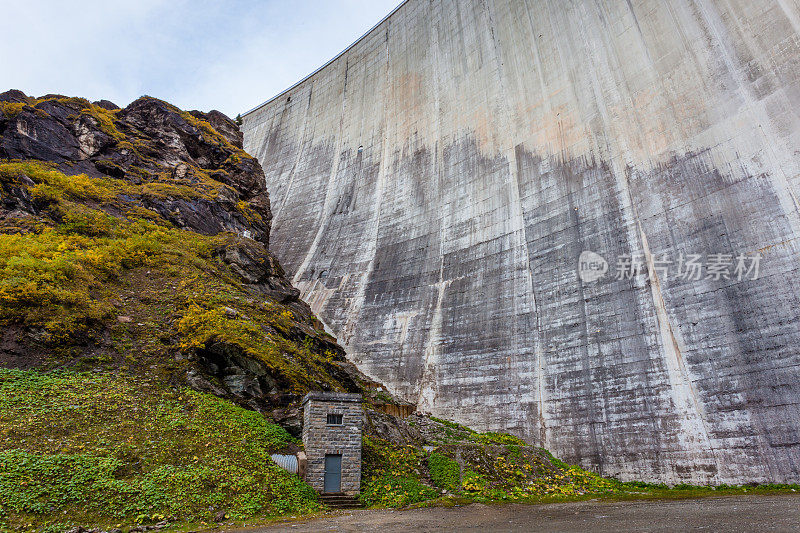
301,392,363,494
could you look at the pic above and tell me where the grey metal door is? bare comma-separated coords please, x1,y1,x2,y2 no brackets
324,454,342,493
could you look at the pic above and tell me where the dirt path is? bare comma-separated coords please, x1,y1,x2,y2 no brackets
240,495,800,532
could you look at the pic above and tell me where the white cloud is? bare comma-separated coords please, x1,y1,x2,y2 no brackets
0,0,401,117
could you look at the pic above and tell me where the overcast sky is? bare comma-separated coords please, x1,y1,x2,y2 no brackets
1,0,400,118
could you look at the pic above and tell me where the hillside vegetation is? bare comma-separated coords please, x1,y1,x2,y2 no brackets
0,158,352,393
0,91,366,530
0,369,318,531
0,91,364,416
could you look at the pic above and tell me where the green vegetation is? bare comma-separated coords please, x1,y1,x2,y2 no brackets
360,474,438,508
427,452,460,491
0,101,26,117
358,427,800,511
359,437,437,507
425,417,526,446
77,105,125,140
360,433,618,509
472,432,527,446
0,162,183,346
0,368,319,530
0,160,345,391
179,110,238,152
0,102,361,530
611,480,800,498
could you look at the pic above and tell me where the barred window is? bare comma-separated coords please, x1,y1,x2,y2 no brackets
327,413,343,425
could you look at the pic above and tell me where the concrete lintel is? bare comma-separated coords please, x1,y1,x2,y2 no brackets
302,391,362,405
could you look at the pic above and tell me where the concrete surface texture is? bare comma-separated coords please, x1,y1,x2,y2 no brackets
242,0,800,484
241,495,800,533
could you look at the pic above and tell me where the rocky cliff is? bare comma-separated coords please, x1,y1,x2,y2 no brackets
0,90,371,432
241,0,800,484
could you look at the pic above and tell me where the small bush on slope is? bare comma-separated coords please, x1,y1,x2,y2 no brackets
427,452,460,491
0,369,319,530
359,474,437,508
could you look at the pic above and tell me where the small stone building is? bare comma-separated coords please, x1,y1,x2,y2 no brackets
301,392,363,495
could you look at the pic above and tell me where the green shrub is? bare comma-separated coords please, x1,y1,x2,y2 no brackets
429,416,465,430
360,437,438,508
427,452,460,491
673,483,702,490
461,470,488,492
755,483,800,491
0,450,124,514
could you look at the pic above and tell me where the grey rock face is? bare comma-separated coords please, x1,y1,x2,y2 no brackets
0,93,272,244
242,0,800,484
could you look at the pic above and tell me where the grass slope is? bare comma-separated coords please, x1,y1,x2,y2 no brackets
359,418,800,509
0,368,319,531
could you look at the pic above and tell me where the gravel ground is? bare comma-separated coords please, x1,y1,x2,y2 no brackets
238,495,800,533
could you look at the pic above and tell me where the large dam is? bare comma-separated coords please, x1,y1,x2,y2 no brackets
242,0,800,484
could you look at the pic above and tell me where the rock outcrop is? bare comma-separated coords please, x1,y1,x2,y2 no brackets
0,91,369,431
241,0,800,484
1,90,270,243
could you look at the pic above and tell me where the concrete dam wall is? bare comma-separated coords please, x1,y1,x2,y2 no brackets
242,0,800,484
